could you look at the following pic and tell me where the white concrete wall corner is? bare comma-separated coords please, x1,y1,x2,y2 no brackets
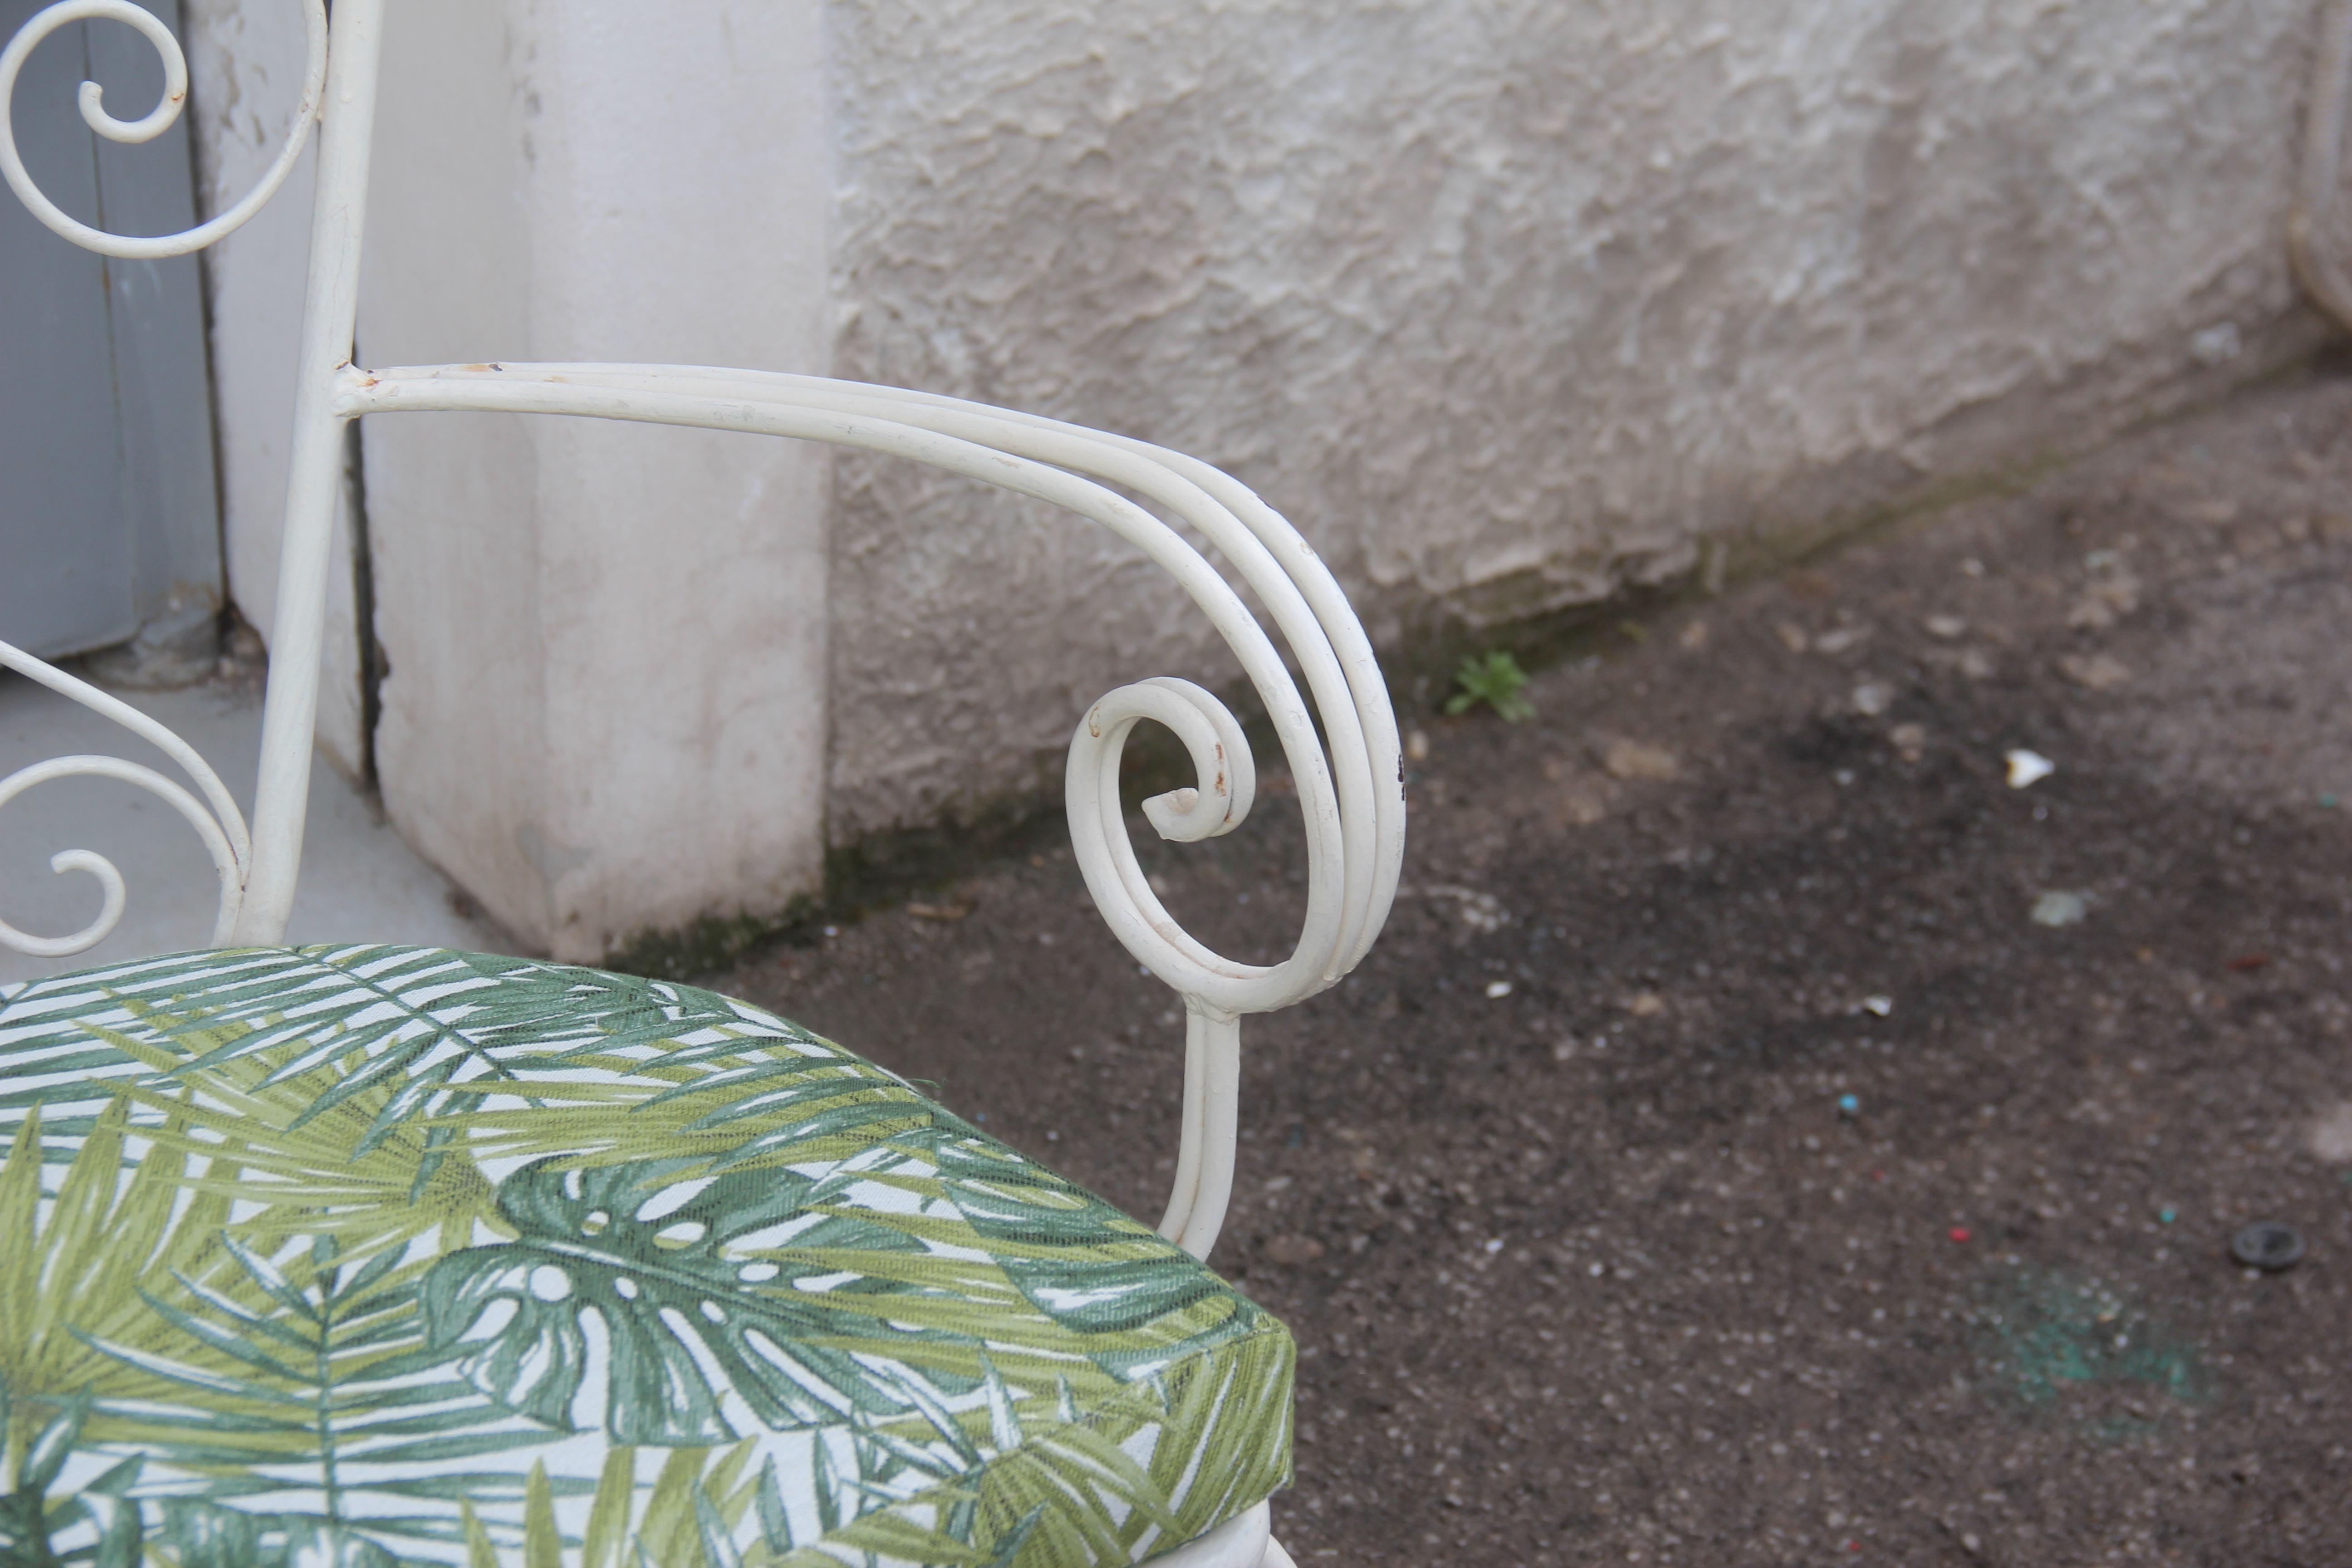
358,0,833,964
181,0,366,776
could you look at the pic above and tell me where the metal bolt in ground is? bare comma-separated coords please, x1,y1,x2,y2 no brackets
2230,1221,2307,1272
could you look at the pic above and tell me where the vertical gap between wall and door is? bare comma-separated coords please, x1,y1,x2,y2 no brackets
344,407,382,791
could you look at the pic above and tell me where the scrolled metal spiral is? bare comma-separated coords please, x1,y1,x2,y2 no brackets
1084,677,1256,846
0,0,326,260
0,641,250,959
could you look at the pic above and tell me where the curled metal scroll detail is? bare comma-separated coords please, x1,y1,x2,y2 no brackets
0,641,250,958
0,0,326,260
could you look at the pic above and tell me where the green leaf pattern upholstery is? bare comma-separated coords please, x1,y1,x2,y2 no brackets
0,946,1293,1568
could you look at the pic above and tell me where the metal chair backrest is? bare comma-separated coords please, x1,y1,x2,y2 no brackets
0,0,1404,1262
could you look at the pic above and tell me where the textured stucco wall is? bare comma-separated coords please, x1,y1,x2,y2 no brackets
824,0,2323,840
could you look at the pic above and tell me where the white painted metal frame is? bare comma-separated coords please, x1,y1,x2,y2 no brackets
1,7,1402,1562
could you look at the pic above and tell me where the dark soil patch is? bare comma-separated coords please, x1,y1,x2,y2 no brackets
716,374,2352,1566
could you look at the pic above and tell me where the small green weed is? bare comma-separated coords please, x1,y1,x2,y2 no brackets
1446,650,1534,722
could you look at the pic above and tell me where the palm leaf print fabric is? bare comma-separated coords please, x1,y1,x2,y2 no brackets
0,946,1292,1568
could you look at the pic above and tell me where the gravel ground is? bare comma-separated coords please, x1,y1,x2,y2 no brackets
713,371,2352,1567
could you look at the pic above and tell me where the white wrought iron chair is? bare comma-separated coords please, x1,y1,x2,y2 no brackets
0,5,1403,1567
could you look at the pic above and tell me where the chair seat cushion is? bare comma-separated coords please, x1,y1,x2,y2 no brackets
0,945,1292,1568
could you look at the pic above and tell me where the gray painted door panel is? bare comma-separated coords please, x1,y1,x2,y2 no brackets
0,0,221,660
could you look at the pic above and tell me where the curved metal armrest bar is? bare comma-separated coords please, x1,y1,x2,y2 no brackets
341,362,1407,1258
0,641,252,956
423,363,1407,979
341,364,1402,1009
0,0,327,260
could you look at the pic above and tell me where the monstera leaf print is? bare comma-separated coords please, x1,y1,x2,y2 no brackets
422,1158,958,1445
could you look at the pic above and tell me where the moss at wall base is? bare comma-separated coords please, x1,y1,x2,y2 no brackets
602,899,821,984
